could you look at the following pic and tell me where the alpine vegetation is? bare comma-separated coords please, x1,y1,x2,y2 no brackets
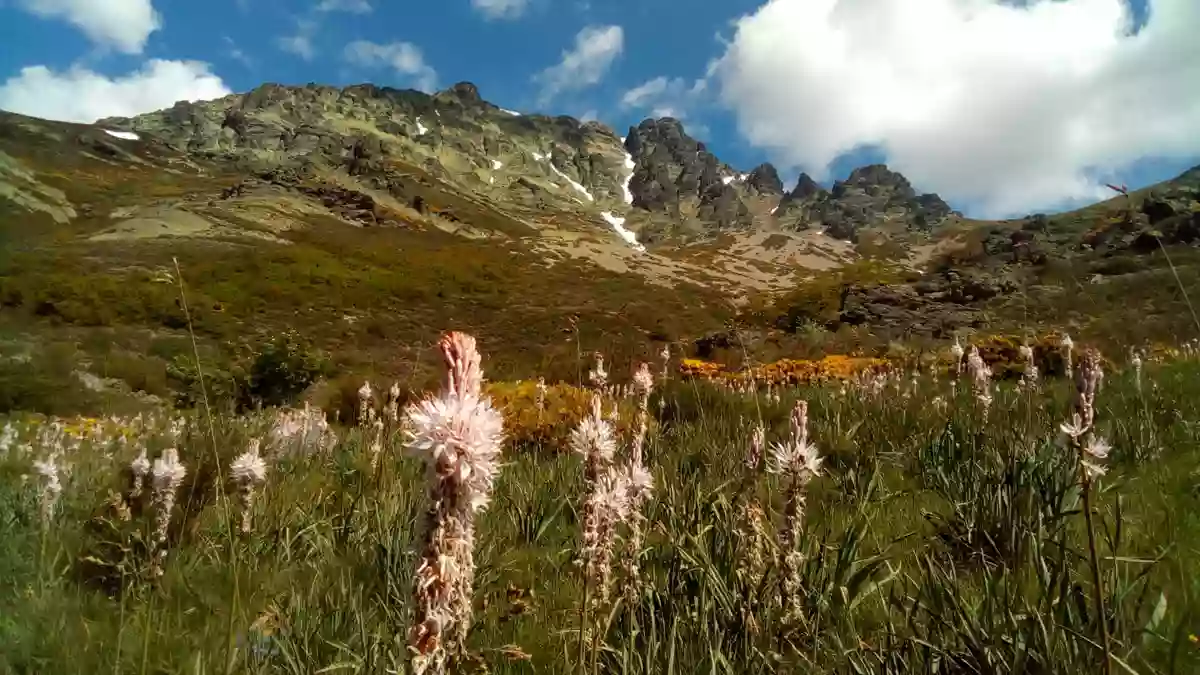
1,330,1199,675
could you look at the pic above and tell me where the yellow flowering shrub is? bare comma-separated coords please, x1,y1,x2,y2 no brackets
679,354,889,386
484,381,643,451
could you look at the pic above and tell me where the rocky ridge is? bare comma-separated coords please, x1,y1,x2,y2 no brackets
96,81,952,247
776,165,958,242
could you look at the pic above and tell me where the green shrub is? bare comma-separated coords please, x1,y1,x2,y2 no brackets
239,331,333,409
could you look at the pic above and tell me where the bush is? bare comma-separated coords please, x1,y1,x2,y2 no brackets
239,331,332,409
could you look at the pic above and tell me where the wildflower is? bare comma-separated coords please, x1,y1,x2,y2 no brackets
951,338,965,376
734,500,771,586
369,419,385,471
630,362,654,465
580,466,631,607
231,439,268,534
1131,350,1143,392
1062,334,1075,379
588,352,608,391
620,460,654,597
1060,346,1114,671
535,377,547,412
659,343,671,383
0,423,16,457
33,456,62,523
1059,347,1109,482
570,395,617,481
149,448,187,577
404,332,505,675
745,423,765,474
571,392,637,613
1019,343,1039,390
387,382,402,423
358,381,373,425
767,401,823,622
1080,436,1111,480
965,346,993,417
129,447,150,498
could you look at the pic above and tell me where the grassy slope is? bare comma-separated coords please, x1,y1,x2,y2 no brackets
1,360,1198,673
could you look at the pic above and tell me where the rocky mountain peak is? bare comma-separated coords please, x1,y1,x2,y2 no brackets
774,163,954,241
745,162,783,195
623,117,751,230
789,172,825,200
841,164,912,192
444,81,483,104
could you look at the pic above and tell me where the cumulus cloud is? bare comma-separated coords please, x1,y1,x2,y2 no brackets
17,0,160,54
620,76,711,137
277,20,318,61
621,75,707,118
0,59,231,123
316,0,372,13
344,40,439,92
711,0,1200,216
471,0,529,20
533,25,624,106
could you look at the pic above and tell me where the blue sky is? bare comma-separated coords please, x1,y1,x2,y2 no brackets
1,0,1197,218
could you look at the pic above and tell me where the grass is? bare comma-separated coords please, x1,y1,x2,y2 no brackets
2,343,1199,674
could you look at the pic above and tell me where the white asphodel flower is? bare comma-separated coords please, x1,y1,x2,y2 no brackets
405,391,505,514
1081,436,1111,480
1059,413,1088,440
767,437,824,481
568,395,617,466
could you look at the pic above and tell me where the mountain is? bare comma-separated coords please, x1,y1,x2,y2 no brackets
2,79,1199,413
93,81,952,245
776,165,958,242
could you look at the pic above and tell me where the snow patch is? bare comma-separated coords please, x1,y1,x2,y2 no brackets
549,162,593,201
489,176,495,184
501,108,520,116
104,130,139,141
721,175,735,185
492,159,503,170
416,118,428,135
738,174,748,182
532,151,545,161
621,152,635,204
770,206,778,214
601,211,646,253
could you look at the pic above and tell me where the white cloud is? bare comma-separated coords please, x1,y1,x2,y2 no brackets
277,20,317,61
620,76,709,136
471,0,529,20
711,0,1200,217
621,76,705,114
533,25,624,105
316,0,371,13
224,36,254,69
0,59,231,123
17,0,160,54
344,40,438,92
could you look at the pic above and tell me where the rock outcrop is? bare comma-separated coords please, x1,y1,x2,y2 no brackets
776,164,955,241
624,118,751,230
